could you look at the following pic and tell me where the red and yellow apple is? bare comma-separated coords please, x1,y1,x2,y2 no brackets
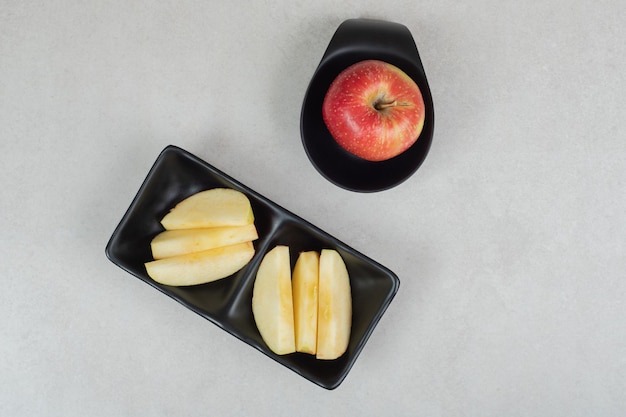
322,59,425,162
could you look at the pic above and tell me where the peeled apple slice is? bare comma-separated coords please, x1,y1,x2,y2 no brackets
292,251,319,354
145,241,255,286
252,246,296,355
316,249,352,360
161,188,254,230
150,224,258,259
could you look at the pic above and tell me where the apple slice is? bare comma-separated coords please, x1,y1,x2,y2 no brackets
161,188,254,230
144,241,255,286
292,251,319,355
316,249,352,360
252,246,296,355
150,224,258,259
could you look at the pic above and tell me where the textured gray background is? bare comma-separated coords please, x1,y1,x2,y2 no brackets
2,1,625,416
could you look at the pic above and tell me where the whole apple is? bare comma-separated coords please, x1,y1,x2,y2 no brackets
322,60,425,162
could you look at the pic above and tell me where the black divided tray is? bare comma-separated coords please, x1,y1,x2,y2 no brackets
105,145,400,389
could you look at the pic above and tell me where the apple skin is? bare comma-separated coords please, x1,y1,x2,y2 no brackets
322,60,425,162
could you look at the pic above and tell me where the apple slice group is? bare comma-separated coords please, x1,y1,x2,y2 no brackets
252,247,352,360
144,188,258,286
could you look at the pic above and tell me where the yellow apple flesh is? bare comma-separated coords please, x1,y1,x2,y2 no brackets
292,251,319,355
161,188,254,230
144,241,255,286
252,246,296,355
150,224,258,259
316,249,352,360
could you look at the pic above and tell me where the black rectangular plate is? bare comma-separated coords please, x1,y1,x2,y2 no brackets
105,145,400,390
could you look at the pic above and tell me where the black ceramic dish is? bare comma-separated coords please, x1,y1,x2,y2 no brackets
105,145,400,390
301,18,435,192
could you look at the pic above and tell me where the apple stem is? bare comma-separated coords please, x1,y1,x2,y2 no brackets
374,100,409,110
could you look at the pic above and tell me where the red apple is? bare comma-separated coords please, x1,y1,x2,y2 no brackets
322,60,425,162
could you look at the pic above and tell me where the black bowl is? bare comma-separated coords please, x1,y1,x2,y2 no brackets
300,18,435,192
105,145,400,390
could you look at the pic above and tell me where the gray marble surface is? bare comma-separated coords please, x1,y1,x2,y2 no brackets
2,1,625,416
